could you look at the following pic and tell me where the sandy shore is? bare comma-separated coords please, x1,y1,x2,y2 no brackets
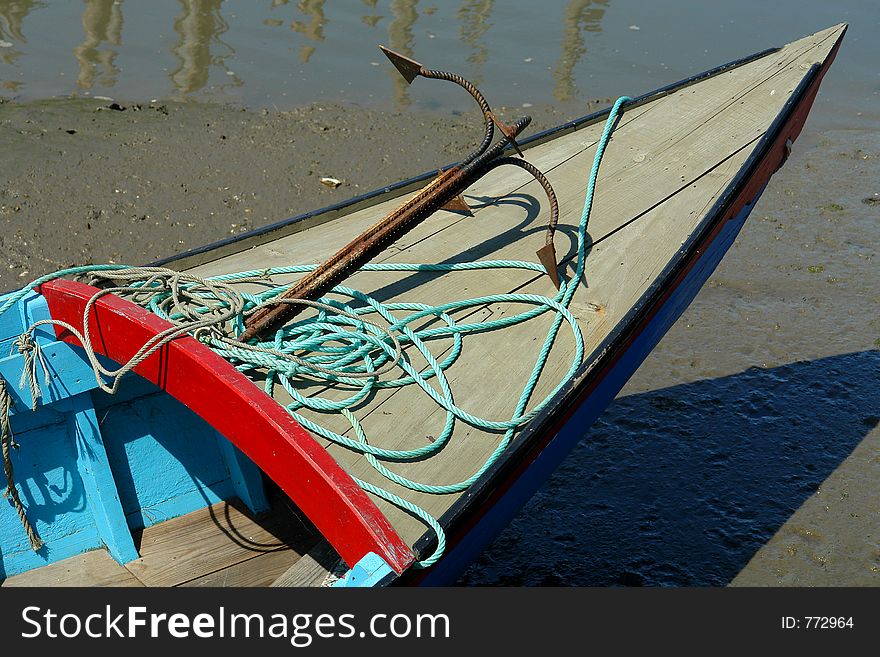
0,96,570,292
1,96,877,585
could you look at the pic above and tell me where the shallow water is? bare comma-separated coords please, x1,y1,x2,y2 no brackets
2,1,878,586
1,1,877,129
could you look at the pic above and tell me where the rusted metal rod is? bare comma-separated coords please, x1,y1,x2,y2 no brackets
239,48,558,343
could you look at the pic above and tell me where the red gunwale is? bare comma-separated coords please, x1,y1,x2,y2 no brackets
39,279,415,574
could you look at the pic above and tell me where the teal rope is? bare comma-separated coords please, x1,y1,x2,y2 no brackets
0,96,630,569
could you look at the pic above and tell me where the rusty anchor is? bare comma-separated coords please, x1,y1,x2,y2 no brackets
239,46,560,343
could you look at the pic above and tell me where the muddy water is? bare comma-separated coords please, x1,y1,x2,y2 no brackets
1,1,878,585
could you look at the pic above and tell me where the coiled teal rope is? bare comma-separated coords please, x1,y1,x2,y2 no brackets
0,96,629,569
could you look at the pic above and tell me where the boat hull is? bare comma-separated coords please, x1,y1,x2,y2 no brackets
408,46,838,584
414,187,762,585
0,24,844,586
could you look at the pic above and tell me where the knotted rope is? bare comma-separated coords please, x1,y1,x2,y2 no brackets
13,333,50,410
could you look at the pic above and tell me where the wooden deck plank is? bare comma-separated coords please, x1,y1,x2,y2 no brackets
183,28,841,548
179,546,309,587
3,496,320,588
271,540,345,587
324,149,750,545
2,549,144,587
125,498,314,587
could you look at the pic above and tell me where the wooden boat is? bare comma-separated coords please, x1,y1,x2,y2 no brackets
0,24,845,587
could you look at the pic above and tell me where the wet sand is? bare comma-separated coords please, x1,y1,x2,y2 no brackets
0,96,569,291
1,97,877,585
461,127,880,586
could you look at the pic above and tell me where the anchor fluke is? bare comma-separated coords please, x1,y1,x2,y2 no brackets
439,193,473,216
489,112,525,157
379,46,423,84
536,242,561,290
240,47,560,342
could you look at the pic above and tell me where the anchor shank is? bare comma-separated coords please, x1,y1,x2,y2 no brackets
240,166,466,341
239,48,547,342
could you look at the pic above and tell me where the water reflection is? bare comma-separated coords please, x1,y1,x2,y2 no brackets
457,0,493,82
362,14,383,28
386,0,419,108
171,0,240,96
0,0,40,72
73,0,123,90
361,1,383,39
553,0,608,102
0,0,614,108
291,0,325,64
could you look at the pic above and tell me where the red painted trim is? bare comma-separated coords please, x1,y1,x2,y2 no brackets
39,279,414,575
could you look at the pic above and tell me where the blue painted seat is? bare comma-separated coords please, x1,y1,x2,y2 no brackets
0,291,268,580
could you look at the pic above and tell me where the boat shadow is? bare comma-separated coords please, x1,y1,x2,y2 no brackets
459,350,880,586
